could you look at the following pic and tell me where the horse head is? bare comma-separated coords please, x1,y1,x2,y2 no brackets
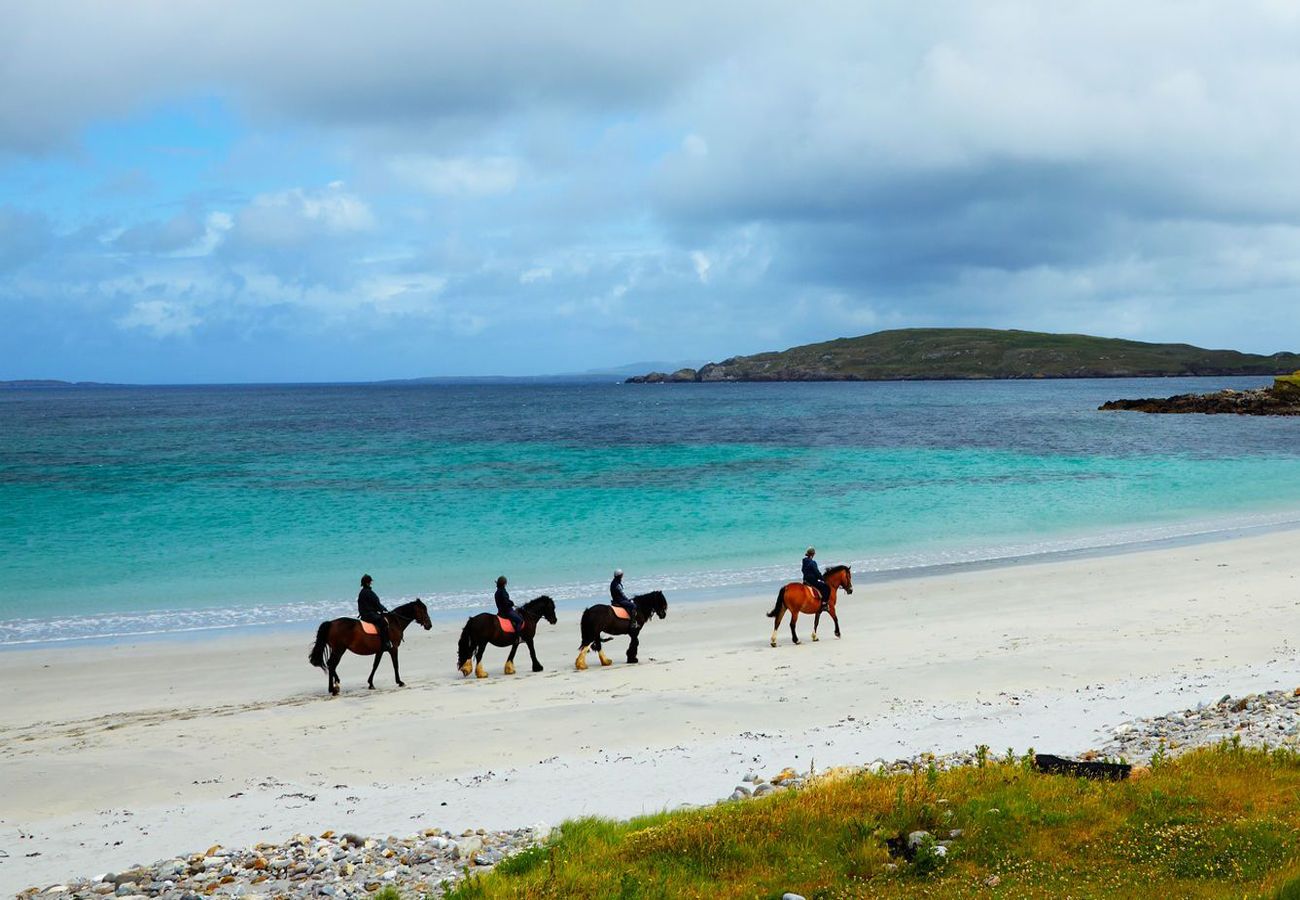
525,594,558,625
826,565,853,595
636,590,668,620
412,599,433,629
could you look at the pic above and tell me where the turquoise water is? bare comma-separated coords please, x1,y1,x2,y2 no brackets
2,378,1299,644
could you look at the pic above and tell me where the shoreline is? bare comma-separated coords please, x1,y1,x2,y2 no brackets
6,507,1300,653
4,526,1299,894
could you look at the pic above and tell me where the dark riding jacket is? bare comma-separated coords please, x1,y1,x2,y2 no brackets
610,577,634,610
358,586,387,621
802,557,823,584
495,586,524,628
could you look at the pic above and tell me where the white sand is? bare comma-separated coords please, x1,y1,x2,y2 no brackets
3,528,1298,894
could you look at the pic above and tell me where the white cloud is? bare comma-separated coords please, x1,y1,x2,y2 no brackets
388,155,520,196
235,183,374,246
117,299,201,338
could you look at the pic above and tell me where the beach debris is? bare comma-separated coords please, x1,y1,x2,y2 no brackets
1033,754,1131,781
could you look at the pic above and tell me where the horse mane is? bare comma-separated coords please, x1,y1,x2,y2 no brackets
522,594,554,613
824,565,850,577
633,590,665,608
393,598,425,614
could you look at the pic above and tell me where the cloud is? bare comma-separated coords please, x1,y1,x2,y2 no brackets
233,182,374,246
388,155,520,195
5,1,1300,380
117,298,201,338
112,212,207,254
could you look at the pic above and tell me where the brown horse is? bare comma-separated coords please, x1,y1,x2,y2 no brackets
456,595,558,678
575,591,667,669
308,599,432,695
766,565,853,647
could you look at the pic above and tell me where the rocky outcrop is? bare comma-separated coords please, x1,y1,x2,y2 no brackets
1099,378,1300,416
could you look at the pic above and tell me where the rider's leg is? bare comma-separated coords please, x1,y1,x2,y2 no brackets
818,582,829,612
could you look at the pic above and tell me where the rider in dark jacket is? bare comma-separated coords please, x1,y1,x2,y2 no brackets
802,548,830,612
357,574,393,653
495,576,525,633
610,569,639,632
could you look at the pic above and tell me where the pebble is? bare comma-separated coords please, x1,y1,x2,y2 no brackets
19,825,548,900
1093,688,1300,763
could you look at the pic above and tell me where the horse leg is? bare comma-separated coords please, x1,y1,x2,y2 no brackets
831,606,842,639
525,636,543,672
505,641,518,676
475,641,489,679
327,647,342,695
626,629,639,664
598,634,613,667
812,606,821,642
789,610,801,645
391,647,404,687
367,648,384,689
770,606,786,647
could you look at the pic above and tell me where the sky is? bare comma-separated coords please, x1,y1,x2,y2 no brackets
3,1,1300,382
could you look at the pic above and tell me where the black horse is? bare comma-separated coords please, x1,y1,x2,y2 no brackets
457,595,557,678
575,591,667,669
308,599,433,695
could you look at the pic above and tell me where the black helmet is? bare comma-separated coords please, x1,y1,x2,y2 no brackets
361,574,373,585
496,575,507,586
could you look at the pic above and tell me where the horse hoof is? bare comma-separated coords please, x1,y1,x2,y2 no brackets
368,684,375,690
475,664,488,679
397,681,405,687
770,640,777,648
533,664,544,672
792,639,800,645
626,657,638,665
504,661,516,675
598,652,612,667
811,633,819,642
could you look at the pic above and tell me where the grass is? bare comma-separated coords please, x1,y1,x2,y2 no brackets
437,743,1300,899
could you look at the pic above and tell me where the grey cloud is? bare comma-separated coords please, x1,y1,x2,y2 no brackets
112,212,207,254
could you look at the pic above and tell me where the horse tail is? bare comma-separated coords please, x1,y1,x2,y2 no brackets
766,587,786,618
309,621,330,670
457,617,475,669
578,607,597,651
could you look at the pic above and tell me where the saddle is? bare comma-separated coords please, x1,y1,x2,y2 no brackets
497,616,518,634
610,605,631,620
359,621,380,635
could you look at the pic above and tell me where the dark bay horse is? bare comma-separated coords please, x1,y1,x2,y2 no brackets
456,595,557,678
308,599,432,695
575,591,667,670
766,565,853,647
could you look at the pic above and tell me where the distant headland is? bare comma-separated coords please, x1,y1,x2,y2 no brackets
625,328,1300,383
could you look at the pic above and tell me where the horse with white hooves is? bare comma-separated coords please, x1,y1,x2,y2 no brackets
575,591,668,669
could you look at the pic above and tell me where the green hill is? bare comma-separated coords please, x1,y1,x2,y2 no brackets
626,328,1300,382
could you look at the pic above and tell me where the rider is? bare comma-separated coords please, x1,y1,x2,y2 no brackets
802,547,830,613
495,576,525,633
610,569,639,633
357,574,393,654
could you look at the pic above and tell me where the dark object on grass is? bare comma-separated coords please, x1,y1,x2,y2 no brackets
1034,754,1131,780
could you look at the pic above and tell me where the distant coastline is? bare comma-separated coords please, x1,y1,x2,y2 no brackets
626,327,1300,383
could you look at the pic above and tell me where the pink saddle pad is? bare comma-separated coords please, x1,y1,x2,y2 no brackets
359,621,379,635
497,616,517,634
611,606,631,620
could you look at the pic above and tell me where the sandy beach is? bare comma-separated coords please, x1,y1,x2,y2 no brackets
3,527,1299,895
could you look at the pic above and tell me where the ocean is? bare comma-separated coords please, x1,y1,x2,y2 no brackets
3,377,1299,646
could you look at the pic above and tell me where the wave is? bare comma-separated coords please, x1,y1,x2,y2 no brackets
4,507,1299,648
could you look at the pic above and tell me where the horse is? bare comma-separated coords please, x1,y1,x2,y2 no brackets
456,595,558,678
766,565,853,647
308,599,432,695
575,591,668,670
